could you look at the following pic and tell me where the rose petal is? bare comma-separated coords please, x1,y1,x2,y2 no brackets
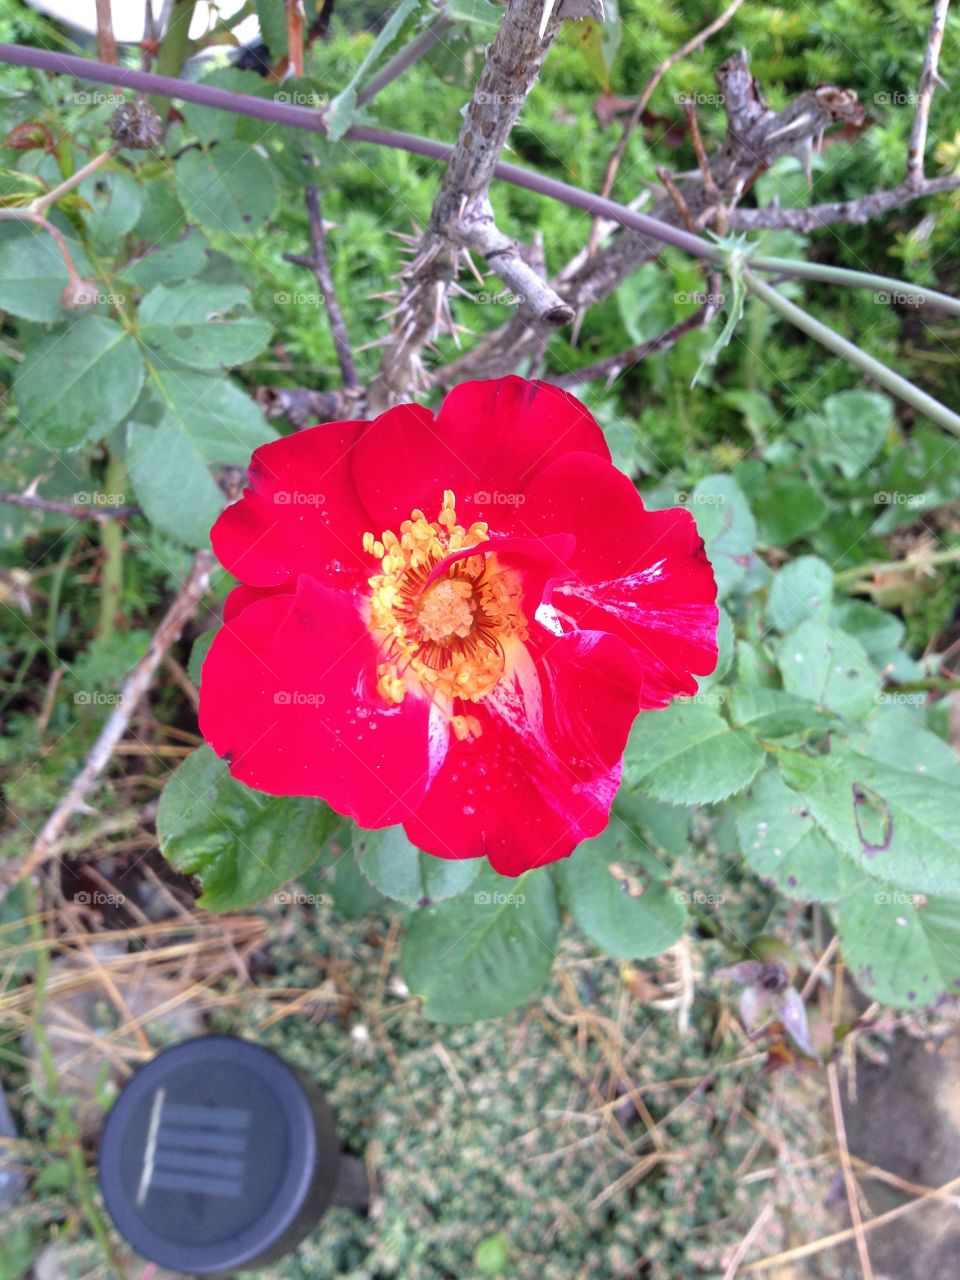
517,452,718,706
404,625,643,873
211,419,372,592
353,377,611,535
199,574,433,827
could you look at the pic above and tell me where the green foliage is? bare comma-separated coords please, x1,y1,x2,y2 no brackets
1,0,959,1035
401,865,560,1023
157,747,338,912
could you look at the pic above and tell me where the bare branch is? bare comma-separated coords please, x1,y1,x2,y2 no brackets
727,174,960,231
906,0,951,185
95,0,117,66
551,303,717,389
0,550,216,904
284,184,360,391
0,490,142,520
356,13,455,107
588,0,746,253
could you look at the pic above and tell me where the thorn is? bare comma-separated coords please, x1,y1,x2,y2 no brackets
461,248,485,284
539,0,558,39
354,335,391,352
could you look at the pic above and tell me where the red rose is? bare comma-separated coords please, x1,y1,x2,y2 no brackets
199,377,719,874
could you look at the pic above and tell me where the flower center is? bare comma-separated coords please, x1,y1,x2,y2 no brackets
363,490,527,733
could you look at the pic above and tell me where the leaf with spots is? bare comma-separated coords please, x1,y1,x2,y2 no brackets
833,881,960,1008
736,767,861,901
138,283,272,371
556,819,685,959
779,745,960,896
777,618,880,719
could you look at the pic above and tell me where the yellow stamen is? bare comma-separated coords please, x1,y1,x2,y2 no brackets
363,492,527,720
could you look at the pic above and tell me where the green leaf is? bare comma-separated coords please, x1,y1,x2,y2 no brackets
736,768,860,901
859,707,960,785
697,606,734,690
356,825,481,905
830,598,920,682
767,556,834,632
401,865,559,1023
157,746,336,912
187,628,216,686
121,233,208,287
752,477,827,546
727,686,835,739
688,475,759,599
318,825,388,919
557,820,685,959
327,0,419,141
152,368,276,465
14,315,144,450
833,882,960,1008
127,414,225,548
254,0,288,61
777,618,880,718
446,0,501,27
80,168,142,249
779,745,960,896
0,229,90,321
624,700,765,804
693,235,754,386
613,791,692,858
175,142,278,236
569,1,621,92
793,390,893,480
138,282,272,371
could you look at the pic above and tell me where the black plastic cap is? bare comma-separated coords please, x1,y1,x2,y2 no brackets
98,1036,341,1274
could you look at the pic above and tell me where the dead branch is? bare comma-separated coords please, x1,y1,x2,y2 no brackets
284,184,360,391
0,550,216,904
906,0,951,185
0,491,142,521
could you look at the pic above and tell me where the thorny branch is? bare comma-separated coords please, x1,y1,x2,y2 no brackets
439,47,873,383
366,0,601,410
